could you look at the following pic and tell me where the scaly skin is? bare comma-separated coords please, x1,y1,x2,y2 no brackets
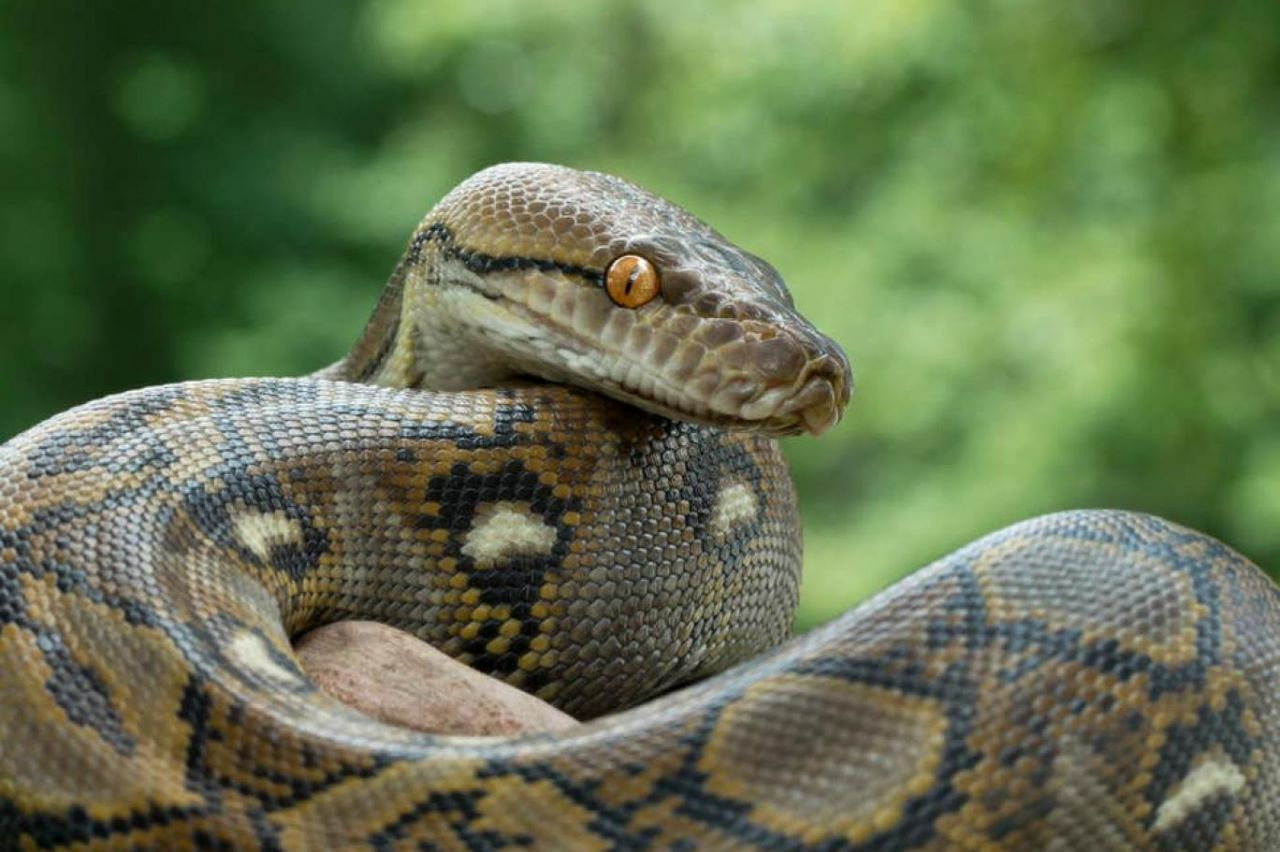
1,164,1278,849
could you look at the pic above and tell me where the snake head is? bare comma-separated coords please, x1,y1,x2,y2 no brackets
384,162,852,437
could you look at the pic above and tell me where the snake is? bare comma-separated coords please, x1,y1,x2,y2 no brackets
1,163,1279,850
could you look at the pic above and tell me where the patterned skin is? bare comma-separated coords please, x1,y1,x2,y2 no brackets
1,164,1278,849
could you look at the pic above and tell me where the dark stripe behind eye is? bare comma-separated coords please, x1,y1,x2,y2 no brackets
410,222,605,287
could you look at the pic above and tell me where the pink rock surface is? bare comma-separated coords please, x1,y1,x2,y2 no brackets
295,621,578,736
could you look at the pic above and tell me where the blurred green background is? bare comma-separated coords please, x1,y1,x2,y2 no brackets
1,1,1277,629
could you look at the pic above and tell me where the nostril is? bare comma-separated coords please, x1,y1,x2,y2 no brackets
812,350,853,406
788,375,839,435
784,348,852,436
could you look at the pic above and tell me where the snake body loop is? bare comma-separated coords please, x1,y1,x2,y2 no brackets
2,163,1279,849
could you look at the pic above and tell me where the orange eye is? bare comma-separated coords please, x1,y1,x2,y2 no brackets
604,255,660,308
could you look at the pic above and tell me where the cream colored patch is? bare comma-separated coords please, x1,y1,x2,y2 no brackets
228,630,299,684
701,674,947,841
711,481,758,536
1152,748,1246,834
230,508,302,561
1041,737,1139,850
461,502,557,564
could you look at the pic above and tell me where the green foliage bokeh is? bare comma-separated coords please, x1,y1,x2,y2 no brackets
1,0,1276,629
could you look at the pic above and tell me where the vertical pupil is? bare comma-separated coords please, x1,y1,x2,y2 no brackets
625,262,641,295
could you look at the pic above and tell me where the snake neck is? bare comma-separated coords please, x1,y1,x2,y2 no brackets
322,243,515,391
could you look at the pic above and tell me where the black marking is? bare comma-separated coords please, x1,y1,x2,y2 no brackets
355,312,400,382
398,397,536,450
1,515,168,643
40,557,162,628
410,221,605,288
0,783,207,847
450,245,603,288
987,795,1055,843
180,471,328,582
36,629,135,756
620,420,766,549
191,829,239,851
367,790,502,851
24,386,186,480
241,754,393,814
926,559,989,652
473,683,845,850
405,221,452,263
220,621,310,688
0,558,29,627
176,673,224,809
1145,689,1255,846
206,377,328,414
1155,792,1238,852
413,455,580,679
175,641,397,814
476,757,667,849
792,651,981,851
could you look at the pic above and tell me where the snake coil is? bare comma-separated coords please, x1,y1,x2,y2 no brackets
1,163,1278,849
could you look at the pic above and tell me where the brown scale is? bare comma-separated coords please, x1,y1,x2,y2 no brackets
1,164,1279,849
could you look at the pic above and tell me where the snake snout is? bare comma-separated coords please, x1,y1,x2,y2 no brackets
724,328,851,436
779,351,851,436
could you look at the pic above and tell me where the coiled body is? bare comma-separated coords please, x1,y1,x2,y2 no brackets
2,164,1278,849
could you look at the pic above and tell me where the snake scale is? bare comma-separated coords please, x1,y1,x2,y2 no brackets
2,164,1279,850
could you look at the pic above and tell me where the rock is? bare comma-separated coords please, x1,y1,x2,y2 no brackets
294,621,578,736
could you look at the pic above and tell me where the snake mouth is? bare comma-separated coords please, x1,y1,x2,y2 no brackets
760,357,850,436
532,315,851,437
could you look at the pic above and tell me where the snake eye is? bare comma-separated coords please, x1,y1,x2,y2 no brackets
605,255,660,309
